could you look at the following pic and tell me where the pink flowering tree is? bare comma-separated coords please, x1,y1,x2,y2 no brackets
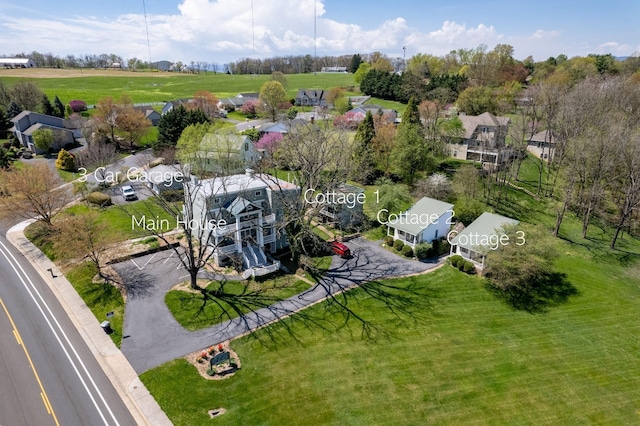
256,132,283,155
240,99,260,118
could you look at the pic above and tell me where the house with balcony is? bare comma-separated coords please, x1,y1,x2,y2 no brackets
446,112,511,166
187,169,300,278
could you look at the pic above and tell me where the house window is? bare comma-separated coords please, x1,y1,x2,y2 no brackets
244,143,249,151
214,197,221,204
453,150,457,157
255,190,261,196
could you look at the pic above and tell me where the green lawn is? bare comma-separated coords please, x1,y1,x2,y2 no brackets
0,72,356,105
165,276,311,331
66,262,125,347
141,197,640,425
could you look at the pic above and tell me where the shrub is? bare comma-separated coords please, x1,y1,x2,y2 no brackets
414,243,432,260
462,260,476,274
55,148,76,171
69,100,87,112
402,245,414,258
449,254,463,268
85,191,112,207
383,236,394,246
393,239,404,251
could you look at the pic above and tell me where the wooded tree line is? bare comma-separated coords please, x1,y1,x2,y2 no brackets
479,75,640,249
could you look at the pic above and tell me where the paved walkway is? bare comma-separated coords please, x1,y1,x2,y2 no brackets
115,237,443,373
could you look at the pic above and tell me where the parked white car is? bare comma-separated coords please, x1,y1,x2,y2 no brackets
121,185,137,201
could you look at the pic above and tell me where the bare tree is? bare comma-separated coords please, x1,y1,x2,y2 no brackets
53,210,118,280
0,163,70,227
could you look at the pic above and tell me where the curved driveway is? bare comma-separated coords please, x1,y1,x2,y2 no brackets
117,238,442,373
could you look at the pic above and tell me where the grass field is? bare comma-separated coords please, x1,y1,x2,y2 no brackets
140,163,640,425
0,69,356,105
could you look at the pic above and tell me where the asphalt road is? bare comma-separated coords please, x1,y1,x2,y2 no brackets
0,235,137,426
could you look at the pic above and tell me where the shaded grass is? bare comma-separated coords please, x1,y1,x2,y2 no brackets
165,276,311,331
66,262,125,347
144,251,640,425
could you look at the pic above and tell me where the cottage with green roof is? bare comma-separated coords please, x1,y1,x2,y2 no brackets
386,197,454,248
449,212,520,268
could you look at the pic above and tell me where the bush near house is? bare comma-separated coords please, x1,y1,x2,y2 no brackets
393,239,404,251
85,191,112,207
383,236,394,246
69,99,87,112
449,254,463,268
402,245,414,258
55,148,76,172
414,243,431,260
462,260,476,274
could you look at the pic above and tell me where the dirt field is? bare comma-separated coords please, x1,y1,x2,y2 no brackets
0,68,184,79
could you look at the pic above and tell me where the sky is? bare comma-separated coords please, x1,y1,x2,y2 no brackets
0,0,638,66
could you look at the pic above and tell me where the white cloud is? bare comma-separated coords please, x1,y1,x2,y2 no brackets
595,41,637,56
0,0,634,65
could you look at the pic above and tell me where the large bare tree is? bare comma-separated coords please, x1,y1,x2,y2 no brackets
0,162,70,227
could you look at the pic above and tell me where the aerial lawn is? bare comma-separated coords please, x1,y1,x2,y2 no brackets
0,70,356,105
141,217,640,425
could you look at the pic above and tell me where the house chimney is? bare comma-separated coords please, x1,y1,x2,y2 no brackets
245,169,255,179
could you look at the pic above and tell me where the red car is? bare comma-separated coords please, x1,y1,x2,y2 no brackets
331,241,351,258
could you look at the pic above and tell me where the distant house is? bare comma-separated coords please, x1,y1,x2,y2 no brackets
449,212,520,269
295,89,328,107
151,60,173,71
188,170,300,277
446,112,511,166
161,99,191,115
197,133,260,174
133,106,161,126
140,164,185,194
320,66,347,73
218,93,260,112
0,57,35,68
10,111,77,154
386,197,454,249
317,183,365,230
527,129,557,161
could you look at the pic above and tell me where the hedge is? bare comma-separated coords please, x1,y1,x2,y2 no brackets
86,191,112,207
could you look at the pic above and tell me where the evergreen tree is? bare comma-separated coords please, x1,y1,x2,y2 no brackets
402,96,422,128
156,105,210,150
348,54,362,74
353,111,377,184
0,108,9,139
7,101,22,120
41,94,55,116
53,95,65,118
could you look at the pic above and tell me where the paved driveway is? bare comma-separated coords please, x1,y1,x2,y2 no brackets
116,238,443,373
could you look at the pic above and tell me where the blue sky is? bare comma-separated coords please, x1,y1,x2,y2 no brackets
0,0,637,65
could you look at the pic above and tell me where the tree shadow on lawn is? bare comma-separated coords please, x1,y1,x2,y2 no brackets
486,271,578,314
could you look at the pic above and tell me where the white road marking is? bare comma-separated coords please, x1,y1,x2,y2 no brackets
0,240,120,426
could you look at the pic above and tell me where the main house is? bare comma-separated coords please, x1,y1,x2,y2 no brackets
386,197,454,249
447,112,511,166
449,212,519,269
187,170,300,278
10,111,79,154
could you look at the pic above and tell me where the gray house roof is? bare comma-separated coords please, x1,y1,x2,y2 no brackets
451,212,519,253
528,129,557,144
459,112,510,139
388,197,454,235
